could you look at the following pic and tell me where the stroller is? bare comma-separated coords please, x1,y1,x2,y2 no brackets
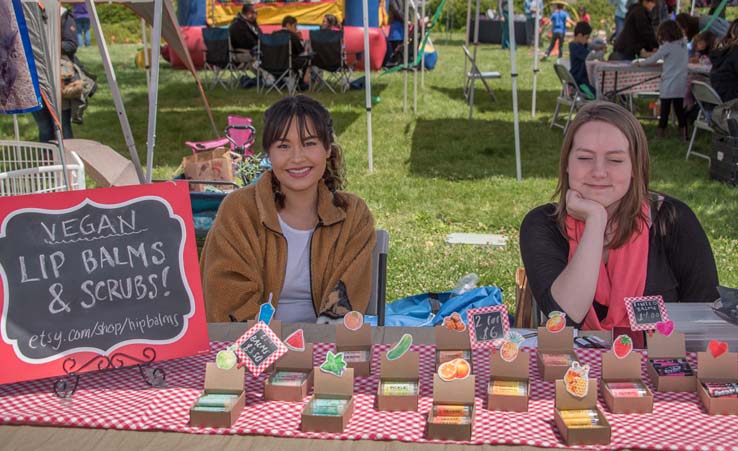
182,115,258,251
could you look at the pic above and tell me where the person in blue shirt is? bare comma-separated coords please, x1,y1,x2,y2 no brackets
544,3,575,59
569,21,595,98
524,0,543,46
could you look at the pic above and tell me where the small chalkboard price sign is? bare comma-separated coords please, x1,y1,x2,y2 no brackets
466,305,510,349
0,182,209,385
625,296,669,331
234,322,287,376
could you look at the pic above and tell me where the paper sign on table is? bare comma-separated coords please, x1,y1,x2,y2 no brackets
233,321,287,376
466,305,509,349
625,296,669,331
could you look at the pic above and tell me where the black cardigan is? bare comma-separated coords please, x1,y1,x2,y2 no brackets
613,4,658,60
519,196,719,326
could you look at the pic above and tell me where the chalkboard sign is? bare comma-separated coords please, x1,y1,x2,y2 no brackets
233,322,287,376
466,305,510,349
625,296,669,331
0,182,209,385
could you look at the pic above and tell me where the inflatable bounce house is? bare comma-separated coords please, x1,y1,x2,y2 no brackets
171,0,389,70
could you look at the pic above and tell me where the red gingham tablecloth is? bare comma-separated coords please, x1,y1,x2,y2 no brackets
1,342,737,450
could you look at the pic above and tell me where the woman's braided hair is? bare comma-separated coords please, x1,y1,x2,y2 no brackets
262,95,347,209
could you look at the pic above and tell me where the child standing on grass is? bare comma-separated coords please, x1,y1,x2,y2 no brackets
544,4,575,59
636,20,689,140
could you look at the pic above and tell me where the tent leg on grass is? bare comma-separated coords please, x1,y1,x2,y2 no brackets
531,4,540,117
507,0,522,181
145,0,164,183
362,0,373,173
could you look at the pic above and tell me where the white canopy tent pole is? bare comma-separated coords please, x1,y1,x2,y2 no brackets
691,0,696,15
362,0,373,173
421,0,426,88
413,0,418,114
531,1,540,116
506,0,522,181
468,0,480,120
13,115,20,141
145,0,164,183
677,0,681,13
403,0,409,112
464,0,471,88
142,18,150,88
86,0,146,183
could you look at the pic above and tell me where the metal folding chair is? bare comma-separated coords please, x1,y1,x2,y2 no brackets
256,32,297,96
309,29,352,94
687,80,723,162
550,63,592,133
462,45,500,103
202,27,238,89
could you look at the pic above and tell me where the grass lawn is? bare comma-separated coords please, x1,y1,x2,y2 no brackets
2,34,737,311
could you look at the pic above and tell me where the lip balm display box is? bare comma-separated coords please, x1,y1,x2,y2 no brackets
336,323,372,377
377,350,419,411
554,379,611,446
537,326,577,381
435,325,472,372
427,374,476,441
189,363,246,428
697,350,738,415
264,343,314,402
487,349,530,412
601,350,653,413
301,368,355,433
646,332,696,392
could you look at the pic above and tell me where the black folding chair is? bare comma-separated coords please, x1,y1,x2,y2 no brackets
256,32,296,96
309,29,352,93
201,27,237,89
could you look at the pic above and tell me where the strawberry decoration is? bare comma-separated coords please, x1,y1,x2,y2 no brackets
612,334,633,359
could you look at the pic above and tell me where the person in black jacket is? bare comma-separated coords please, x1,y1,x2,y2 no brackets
709,19,738,137
611,0,658,61
275,16,308,89
229,3,261,67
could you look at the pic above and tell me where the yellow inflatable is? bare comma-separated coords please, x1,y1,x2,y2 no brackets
205,0,345,26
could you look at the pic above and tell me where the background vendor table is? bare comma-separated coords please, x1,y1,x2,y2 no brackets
0,303,735,451
587,61,710,100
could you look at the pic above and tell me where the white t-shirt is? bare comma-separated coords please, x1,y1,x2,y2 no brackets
274,215,317,323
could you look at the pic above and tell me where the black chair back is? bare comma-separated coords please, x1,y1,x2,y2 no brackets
202,27,231,67
309,29,343,72
259,32,291,74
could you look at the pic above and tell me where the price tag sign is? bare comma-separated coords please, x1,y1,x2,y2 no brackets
625,296,669,331
233,321,287,376
466,305,509,349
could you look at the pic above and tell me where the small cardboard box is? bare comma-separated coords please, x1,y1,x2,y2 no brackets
554,379,611,445
487,349,530,412
301,367,355,433
245,320,282,373
264,343,314,402
427,374,476,441
646,332,696,392
537,326,578,381
189,363,246,428
377,350,419,411
697,350,738,415
336,323,373,377
435,325,472,371
601,350,653,414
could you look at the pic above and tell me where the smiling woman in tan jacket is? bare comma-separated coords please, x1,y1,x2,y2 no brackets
200,96,376,323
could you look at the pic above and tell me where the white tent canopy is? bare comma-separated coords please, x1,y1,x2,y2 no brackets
20,0,218,183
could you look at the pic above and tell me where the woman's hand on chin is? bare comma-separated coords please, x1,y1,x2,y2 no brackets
566,190,607,225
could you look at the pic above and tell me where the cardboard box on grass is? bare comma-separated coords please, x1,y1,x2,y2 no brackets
264,343,314,402
697,350,738,415
427,374,476,441
487,349,530,412
377,350,419,411
554,378,611,446
189,363,246,428
601,350,653,413
336,323,372,377
245,320,282,373
646,331,696,392
435,325,472,371
537,326,577,381
301,367,355,433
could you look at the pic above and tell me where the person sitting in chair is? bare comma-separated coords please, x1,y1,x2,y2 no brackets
229,3,261,69
321,14,341,31
276,16,309,89
200,96,376,324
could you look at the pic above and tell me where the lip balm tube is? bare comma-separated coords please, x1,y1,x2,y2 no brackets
542,353,573,366
437,350,470,364
703,382,738,398
607,382,647,397
342,350,369,362
430,416,471,425
270,371,308,386
560,410,600,427
195,394,239,408
433,405,471,417
381,381,418,395
489,380,527,396
192,406,229,412
311,398,348,416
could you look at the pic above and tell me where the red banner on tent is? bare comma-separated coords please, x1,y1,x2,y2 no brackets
0,182,209,385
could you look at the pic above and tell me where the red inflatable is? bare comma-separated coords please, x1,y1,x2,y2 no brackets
164,25,387,71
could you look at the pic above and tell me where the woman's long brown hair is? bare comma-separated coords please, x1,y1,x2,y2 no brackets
262,95,347,209
553,101,651,249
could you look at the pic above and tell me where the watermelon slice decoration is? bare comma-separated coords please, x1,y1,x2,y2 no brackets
284,329,305,352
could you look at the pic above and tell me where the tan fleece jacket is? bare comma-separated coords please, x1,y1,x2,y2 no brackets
200,171,376,322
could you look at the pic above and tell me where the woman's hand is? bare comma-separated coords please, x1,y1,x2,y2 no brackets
566,189,607,224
